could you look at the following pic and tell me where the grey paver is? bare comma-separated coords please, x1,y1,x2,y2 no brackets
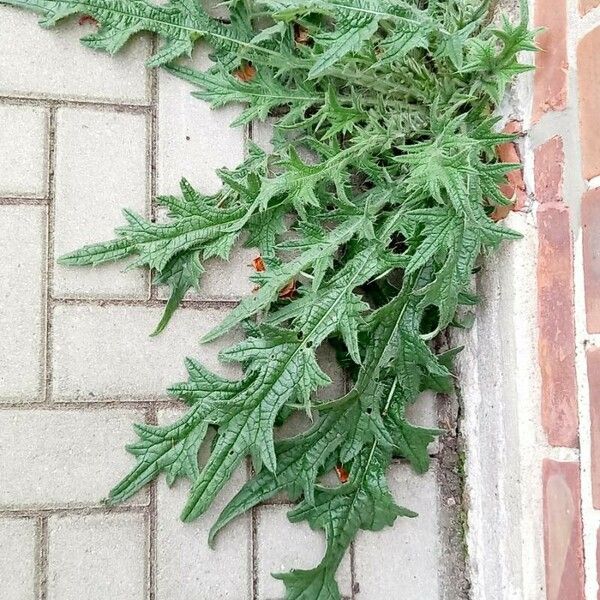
0,409,145,507
156,409,251,599
47,513,146,600
0,205,46,402
51,304,240,401
53,107,148,299
354,462,440,599
157,44,245,196
0,7,149,103
406,390,441,454
0,105,48,197
0,518,36,600
256,505,353,599
251,119,275,153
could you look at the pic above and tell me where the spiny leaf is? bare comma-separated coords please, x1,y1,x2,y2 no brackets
1,0,248,67
201,213,370,342
58,179,257,272
151,251,204,336
167,63,321,126
260,0,427,77
267,246,381,362
209,405,358,544
177,326,330,520
275,444,415,599
107,360,237,504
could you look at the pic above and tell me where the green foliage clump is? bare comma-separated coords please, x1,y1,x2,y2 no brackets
2,0,534,596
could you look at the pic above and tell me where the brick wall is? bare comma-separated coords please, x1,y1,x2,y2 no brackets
532,0,600,597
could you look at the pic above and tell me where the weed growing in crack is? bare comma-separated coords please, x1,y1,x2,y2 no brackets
2,0,534,596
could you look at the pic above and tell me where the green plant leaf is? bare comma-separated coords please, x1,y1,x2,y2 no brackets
275,444,415,599
209,404,358,544
151,251,204,336
201,212,370,342
1,0,251,66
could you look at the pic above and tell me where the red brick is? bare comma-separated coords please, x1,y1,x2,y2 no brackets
583,189,600,332
535,137,564,205
496,121,527,212
533,0,568,122
597,528,600,600
581,0,600,15
596,529,600,600
538,205,579,447
543,460,585,600
579,28,600,179
588,348,600,508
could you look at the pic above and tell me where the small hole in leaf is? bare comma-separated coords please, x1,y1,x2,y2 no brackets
390,232,407,254
306,341,313,348
419,304,440,336
366,407,373,415
297,331,304,340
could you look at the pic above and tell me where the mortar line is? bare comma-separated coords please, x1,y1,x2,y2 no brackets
50,296,239,309
0,94,152,112
246,457,259,600
0,504,150,518
349,541,357,599
35,516,49,600
42,107,57,405
251,506,258,600
146,405,159,600
0,196,48,205
244,119,261,600
148,35,159,302
0,399,184,409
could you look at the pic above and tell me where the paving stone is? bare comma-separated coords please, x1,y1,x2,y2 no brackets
542,460,585,600
406,390,440,454
0,105,48,197
53,108,148,299
51,304,240,401
201,0,230,19
0,205,45,402
537,205,578,447
0,517,36,600
47,513,146,600
252,119,275,153
354,463,440,599
157,44,245,196
256,505,353,599
0,7,149,103
533,0,568,122
578,26,600,179
156,409,251,599
0,409,145,507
